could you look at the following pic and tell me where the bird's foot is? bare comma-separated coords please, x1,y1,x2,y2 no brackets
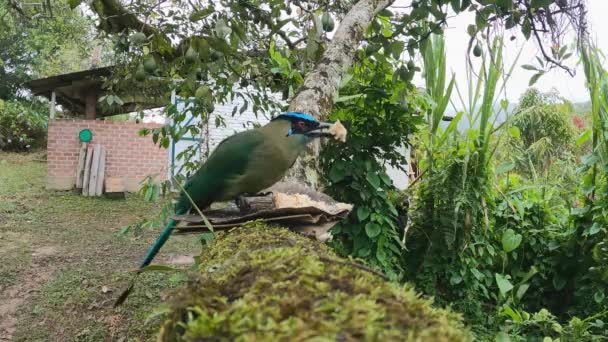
241,191,272,197
235,195,251,212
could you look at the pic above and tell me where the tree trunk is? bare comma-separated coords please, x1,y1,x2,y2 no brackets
157,223,470,341
285,0,393,187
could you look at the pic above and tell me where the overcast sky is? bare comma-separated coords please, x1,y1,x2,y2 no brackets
406,0,607,104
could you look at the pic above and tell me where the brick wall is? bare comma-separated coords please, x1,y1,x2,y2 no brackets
47,119,168,191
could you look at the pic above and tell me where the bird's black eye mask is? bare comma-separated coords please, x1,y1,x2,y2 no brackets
288,120,317,134
287,120,334,138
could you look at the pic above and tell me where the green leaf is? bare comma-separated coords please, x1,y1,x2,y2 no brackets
594,291,605,304
502,229,522,253
521,64,538,71
189,7,214,21
329,166,346,183
495,331,511,342
475,12,486,30
516,284,530,300
391,41,405,59
365,222,381,238
471,268,484,281
496,0,512,10
586,222,602,236
357,207,371,221
199,232,215,246
529,72,544,86
450,0,461,13
496,162,515,174
366,173,381,189
450,274,463,285
335,94,363,103
380,173,392,186
214,19,232,38
576,129,592,146
68,0,82,9
508,126,521,139
460,0,471,11
501,305,523,322
531,0,552,8
495,273,514,295
522,19,531,40
552,275,566,290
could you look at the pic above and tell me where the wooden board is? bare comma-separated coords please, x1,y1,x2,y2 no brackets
94,147,106,196
76,143,87,188
88,144,101,196
105,177,125,193
82,145,94,196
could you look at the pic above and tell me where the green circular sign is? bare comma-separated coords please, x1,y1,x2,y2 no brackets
79,129,92,142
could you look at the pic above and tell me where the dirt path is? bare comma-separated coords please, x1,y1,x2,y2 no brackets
0,245,58,341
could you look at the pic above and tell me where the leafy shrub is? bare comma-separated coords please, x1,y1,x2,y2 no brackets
505,88,577,177
0,99,47,151
320,55,423,279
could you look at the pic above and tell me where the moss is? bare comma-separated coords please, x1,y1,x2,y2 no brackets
158,222,471,341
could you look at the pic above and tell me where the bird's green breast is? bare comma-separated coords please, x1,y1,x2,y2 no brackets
218,119,309,199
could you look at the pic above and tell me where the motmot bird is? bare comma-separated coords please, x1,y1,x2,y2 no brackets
115,111,346,306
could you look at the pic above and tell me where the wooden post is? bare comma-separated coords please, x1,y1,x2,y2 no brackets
49,91,56,119
76,143,87,188
95,147,106,196
82,145,94,196
88,144,102,196
85,91,97,120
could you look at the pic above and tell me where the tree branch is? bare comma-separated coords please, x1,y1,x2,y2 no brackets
529,14,575,76
289,0,395,118
90,0,163,38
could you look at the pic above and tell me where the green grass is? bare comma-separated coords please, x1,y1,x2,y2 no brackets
0,152,201,341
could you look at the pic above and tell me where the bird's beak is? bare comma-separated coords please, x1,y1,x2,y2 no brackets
305,120,347,142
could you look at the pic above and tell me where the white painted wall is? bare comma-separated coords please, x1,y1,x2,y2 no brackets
384,144,411,190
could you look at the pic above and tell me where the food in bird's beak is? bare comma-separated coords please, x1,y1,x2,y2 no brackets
310,120,347,142
327,120,347,142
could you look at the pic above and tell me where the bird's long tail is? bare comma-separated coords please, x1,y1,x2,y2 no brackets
114,217,179,307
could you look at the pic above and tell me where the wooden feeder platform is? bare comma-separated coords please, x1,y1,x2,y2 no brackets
172,182,353,241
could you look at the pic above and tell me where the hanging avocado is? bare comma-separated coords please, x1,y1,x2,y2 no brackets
407,60,415,71
397,65,408,82
185,46,198,63
205,102,215,113
321,13,335,32
129,32,146,45
199,39,211,61
195,85,212,104
473,43,482,57
143,55,157,73
134,63,146,82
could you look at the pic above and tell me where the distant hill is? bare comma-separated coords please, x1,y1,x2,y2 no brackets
572,101,592,115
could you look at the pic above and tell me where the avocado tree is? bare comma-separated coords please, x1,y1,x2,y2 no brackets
29,0,585,184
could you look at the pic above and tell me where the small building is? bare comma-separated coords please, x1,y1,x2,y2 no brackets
26,67,170,192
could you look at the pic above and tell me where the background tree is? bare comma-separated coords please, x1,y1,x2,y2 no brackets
507,87,577,178
1,0,99,100
0,0,102,150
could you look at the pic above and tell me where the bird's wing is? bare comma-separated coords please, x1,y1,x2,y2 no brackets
175,129,265,212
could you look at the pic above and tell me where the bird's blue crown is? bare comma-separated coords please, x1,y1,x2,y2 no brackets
273,111,317,123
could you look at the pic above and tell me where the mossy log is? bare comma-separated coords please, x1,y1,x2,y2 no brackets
158,223,471,341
